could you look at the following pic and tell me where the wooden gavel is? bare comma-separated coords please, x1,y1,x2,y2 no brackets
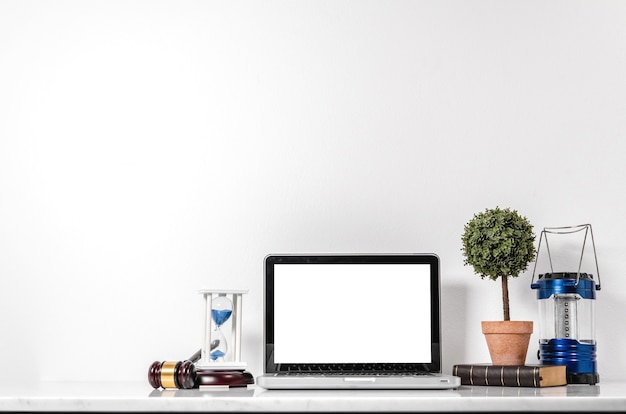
148,349,201,389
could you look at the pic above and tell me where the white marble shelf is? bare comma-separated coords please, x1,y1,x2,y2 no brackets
1,381,625,412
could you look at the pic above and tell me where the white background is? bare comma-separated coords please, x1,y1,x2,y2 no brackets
0,1,625,383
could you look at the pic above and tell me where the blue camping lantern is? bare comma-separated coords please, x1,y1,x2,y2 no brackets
531,224,601,385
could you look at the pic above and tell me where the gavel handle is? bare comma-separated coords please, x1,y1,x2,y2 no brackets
188,349,202,363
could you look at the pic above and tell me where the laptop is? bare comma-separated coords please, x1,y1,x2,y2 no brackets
256,253,461,389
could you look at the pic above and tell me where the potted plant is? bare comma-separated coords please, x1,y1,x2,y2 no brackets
461,206,537,365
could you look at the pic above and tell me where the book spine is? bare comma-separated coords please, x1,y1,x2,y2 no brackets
453,365,541,387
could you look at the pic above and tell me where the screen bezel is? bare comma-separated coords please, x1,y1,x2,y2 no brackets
263,254,442,374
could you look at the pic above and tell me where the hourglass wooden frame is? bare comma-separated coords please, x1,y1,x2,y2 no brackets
197,289,248,370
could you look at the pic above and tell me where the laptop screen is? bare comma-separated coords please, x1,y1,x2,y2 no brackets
264,254,442,373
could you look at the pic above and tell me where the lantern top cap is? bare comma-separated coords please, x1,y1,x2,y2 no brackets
538,272,595,281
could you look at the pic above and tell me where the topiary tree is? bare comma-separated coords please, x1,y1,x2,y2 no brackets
461,207,537,321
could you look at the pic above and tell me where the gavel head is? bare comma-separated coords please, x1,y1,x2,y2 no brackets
148,360,196,389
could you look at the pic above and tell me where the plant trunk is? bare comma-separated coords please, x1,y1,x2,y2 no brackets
501,275,510,321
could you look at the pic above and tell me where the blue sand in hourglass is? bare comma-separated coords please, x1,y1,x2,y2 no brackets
210,349,226,360
212,309,232,326
210,304,232,361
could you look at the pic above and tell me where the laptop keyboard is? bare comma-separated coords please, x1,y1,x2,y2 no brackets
278,363,433,376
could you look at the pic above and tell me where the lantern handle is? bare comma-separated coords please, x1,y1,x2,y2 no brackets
531,224,601,289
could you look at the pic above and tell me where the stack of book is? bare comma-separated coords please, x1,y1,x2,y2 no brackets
452,364,567,388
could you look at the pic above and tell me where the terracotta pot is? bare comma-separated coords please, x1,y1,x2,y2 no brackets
481,321,533,366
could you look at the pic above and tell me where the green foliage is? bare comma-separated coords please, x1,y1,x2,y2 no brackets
461,207,537,281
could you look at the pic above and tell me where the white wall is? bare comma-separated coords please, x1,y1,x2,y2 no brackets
1,0,625,383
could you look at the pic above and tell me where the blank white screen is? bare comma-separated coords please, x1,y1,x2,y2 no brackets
273,263,432,363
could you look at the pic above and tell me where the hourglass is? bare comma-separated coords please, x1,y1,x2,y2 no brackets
195,289,254,388
208,294,232,361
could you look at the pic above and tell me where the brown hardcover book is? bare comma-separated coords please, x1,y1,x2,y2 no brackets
452,364,567,387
